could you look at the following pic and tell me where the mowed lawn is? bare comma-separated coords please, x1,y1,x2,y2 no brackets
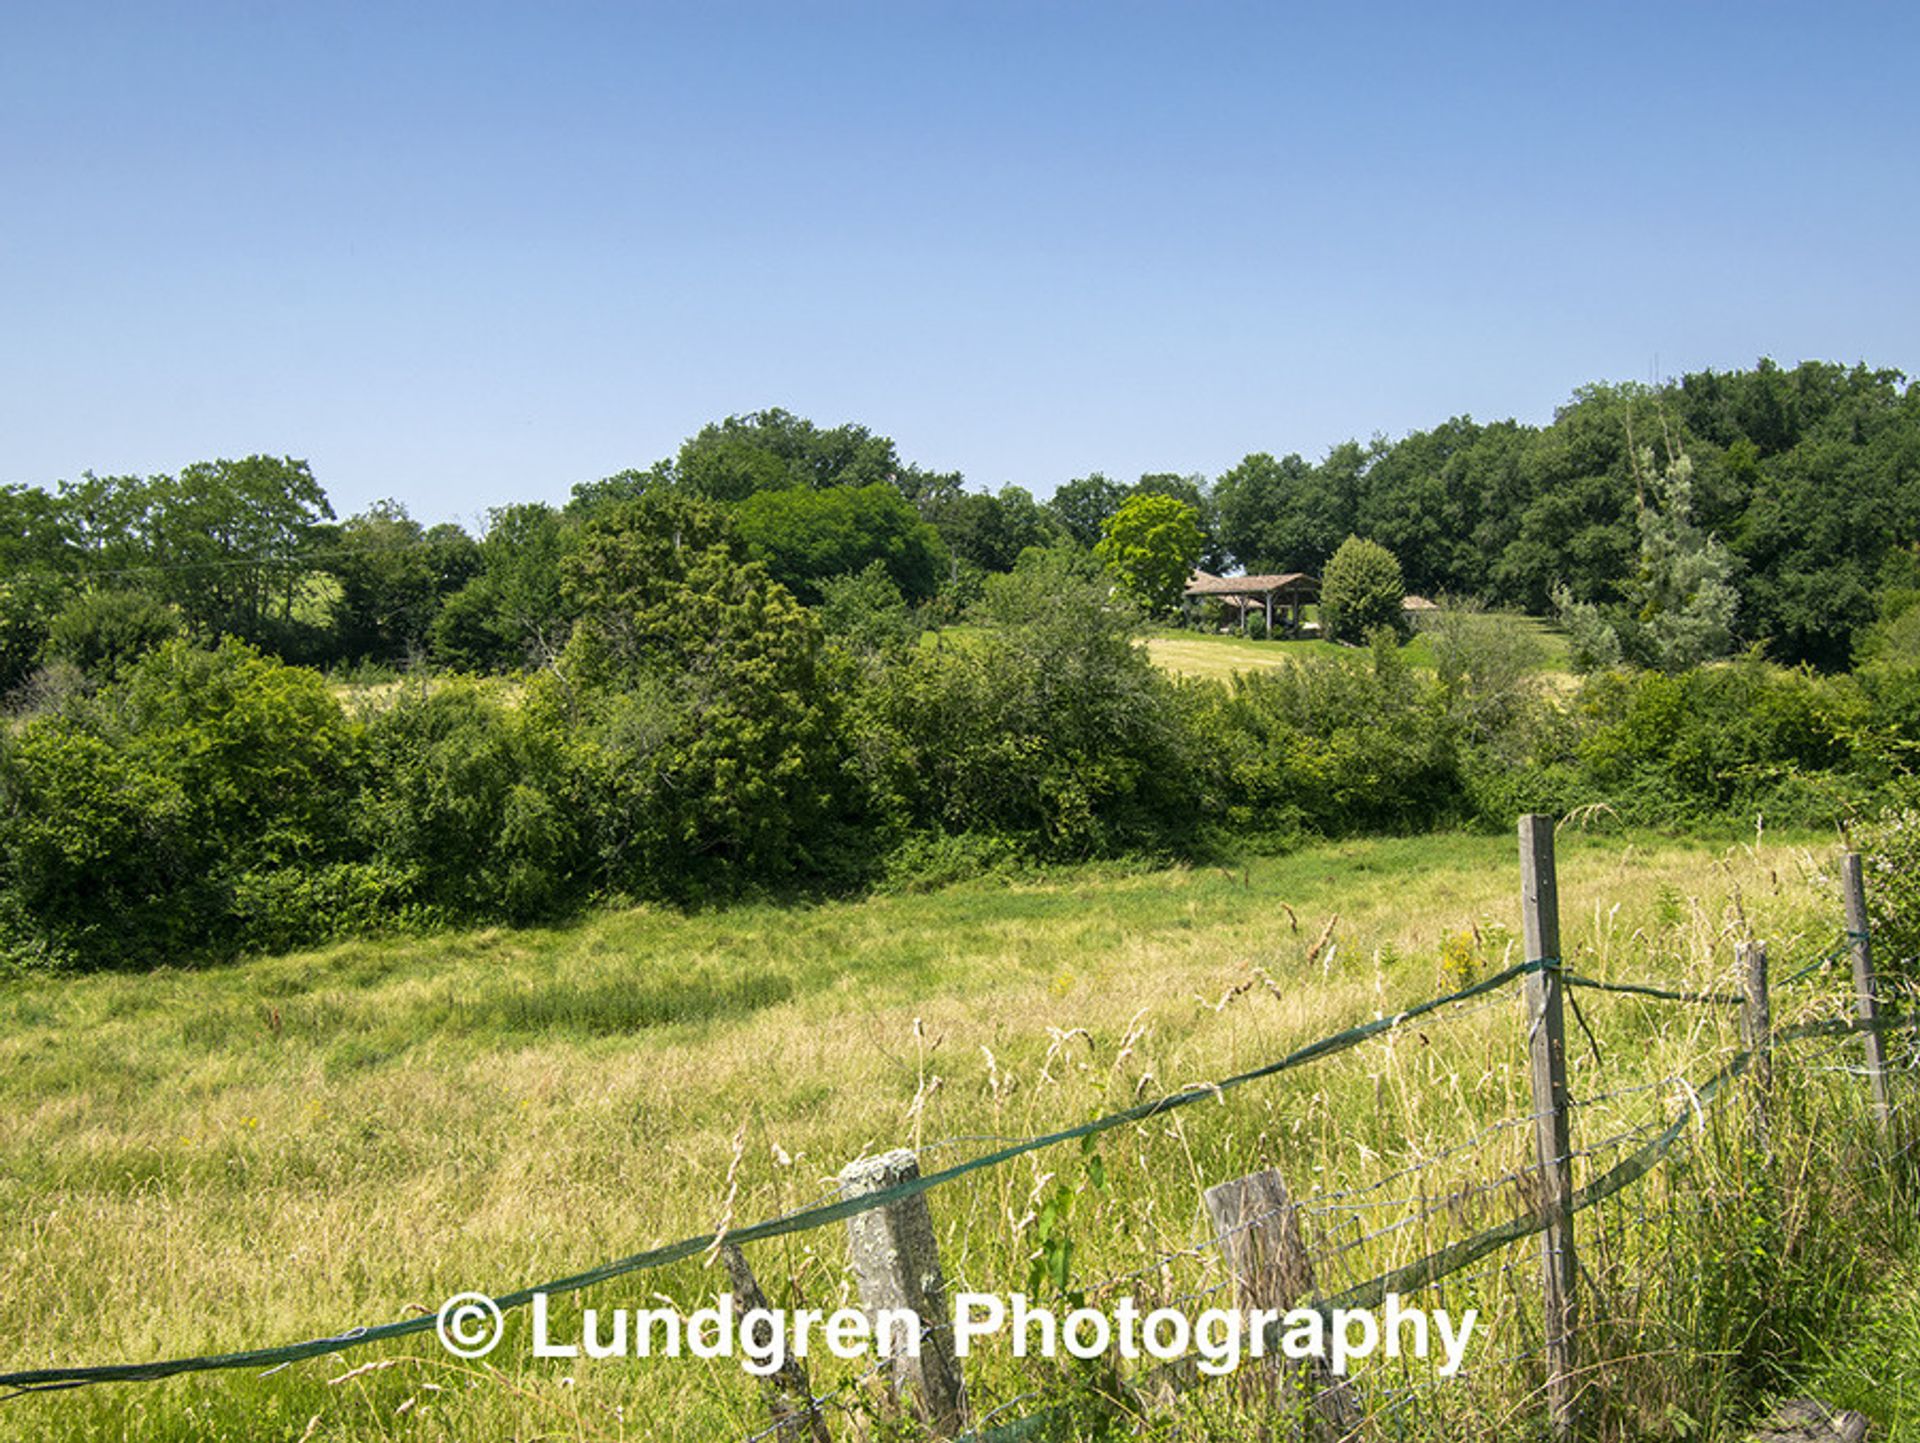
1143,617,1570,682
0,827,1870,1441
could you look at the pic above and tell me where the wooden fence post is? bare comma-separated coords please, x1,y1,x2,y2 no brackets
838,1149,967,1437
1840,854,1893,1139
1519,814,1577,1439
1739,939,1772,1148
721,1243,833,1443
1203,1168,1361,1439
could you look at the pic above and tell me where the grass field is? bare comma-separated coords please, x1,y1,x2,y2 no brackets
1141,617,1570,683
0,827,1909,1441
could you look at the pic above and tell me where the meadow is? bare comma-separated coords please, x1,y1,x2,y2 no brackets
1140,617,1571,683
1,824,1911,1441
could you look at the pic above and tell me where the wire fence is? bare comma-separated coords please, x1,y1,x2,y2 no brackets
0,869,1908,1443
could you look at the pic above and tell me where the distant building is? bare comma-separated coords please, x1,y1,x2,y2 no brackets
1183,571,1320,636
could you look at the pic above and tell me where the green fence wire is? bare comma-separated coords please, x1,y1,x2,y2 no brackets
0,947,1897,1404
0,957,1548,1396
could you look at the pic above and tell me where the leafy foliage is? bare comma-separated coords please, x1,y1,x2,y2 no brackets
1094,494,1203,617
733,483,947,603
41,590,181,682
1319,536,1405,643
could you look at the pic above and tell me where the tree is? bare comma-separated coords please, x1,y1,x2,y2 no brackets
329,501,479,662
1132,472,1224,571
817,561,917,656
675,409,901,501
1047,474,1127,550
1319,536,1405,643
1625,446,1739,672
431,503,575,671
42,590,181,681
139,457,335,644
1095,494,1204,617
732,483,948,603
923,486,1060,574
555,495,844,899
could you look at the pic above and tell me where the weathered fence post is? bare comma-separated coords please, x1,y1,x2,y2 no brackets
1840,854,1893,1139
838,1150,967,1437
1519,814,1577,1439
1739,939,1772,1147
1203,1168,1361,1439
721,1243,833,1443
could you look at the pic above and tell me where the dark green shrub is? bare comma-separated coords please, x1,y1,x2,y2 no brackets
0,638,362,966
1574,660,1865,822
853,551,1199,858
231,860,435,955
1187,634,1462,840
355,681,581,924
41,590,181,681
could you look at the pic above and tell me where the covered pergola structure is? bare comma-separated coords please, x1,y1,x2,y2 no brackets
1183,570,1321,636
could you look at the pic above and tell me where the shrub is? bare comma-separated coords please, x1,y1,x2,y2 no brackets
355,681,581,924
558,499,852,899
0,638,362,966
1320,536,1405,643
1573,660,1866,823
817,560,918,656
42,590,181,681
853,549,1199,858
1186,634,1463,841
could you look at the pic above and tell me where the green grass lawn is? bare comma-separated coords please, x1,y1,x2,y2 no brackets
0,827,1904,1441
1142,615,1573,683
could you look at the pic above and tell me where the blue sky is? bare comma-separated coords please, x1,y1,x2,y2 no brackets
3,2,1916,527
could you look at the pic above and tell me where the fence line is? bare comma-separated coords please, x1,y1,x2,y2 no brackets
1,834,1908,1443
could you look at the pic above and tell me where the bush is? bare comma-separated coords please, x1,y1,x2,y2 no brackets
1852,795,1920,984
559,498,853,899
1320,536,1405,643
1187,633,1463,840
41,589,181,681
355,681,580,924
851,549,1199,859
817,560,918,656
0,638,362,967
1573,660,1866,823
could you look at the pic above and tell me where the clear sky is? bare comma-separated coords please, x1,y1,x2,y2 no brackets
4,2,1916,528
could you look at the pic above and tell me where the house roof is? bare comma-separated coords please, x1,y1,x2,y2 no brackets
1184,570,1320,598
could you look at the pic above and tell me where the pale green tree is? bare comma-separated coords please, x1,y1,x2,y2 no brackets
1094,494,1203,617
1627,447,1738,673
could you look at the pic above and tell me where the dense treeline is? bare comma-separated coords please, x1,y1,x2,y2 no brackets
4,361,1918,688
6,358,1920,968
4,521,1919,971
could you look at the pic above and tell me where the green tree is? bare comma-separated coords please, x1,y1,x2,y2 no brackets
0,483,75,693
1047,474,1127,550
732,483,948,603
329,501,479,662
1319,536,1405,643
141,457,336,644
675,409,901,501
1131,473,1223,571
556,495,845,898
430,503,575,671
924,485,1060,574
817,560,917,656
42,590,182,682
1094,494,1203,617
